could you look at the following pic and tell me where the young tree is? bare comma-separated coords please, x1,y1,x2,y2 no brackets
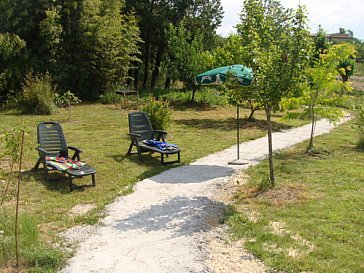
0,127,28,267
237,0,312,186
284,43,356,152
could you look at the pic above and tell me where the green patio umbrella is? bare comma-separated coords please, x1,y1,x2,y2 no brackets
195,64,253,86
195,64,253,165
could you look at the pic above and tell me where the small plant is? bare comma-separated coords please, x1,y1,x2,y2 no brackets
54,90,81,121
16,72,56,115
142,96,172,130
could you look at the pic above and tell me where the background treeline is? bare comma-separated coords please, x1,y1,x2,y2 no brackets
1,0,364,106
0,0,224,103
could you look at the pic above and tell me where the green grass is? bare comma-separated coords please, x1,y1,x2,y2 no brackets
0,102,307,272
226,121,364,273
355,62,364,76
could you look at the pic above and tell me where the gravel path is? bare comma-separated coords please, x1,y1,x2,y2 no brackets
59,117,349,273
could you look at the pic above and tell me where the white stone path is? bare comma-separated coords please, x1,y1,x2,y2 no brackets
59,117,349,273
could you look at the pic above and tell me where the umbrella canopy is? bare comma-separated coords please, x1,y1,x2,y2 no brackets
195,64,253,165
195,64,253,86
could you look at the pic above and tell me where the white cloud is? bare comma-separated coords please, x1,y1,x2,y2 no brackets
218,0,364,40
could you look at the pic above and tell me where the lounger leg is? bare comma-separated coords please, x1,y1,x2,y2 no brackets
92,174,96,187
32,157,42,171
161,154,164,165
41,158,49,183
69,176,73,192
178,152,180,163
127,140,134,155
137,146,143,161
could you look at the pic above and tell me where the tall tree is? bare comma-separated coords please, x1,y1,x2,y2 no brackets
124,0,223,89
0,0,141,100
237,0,312,186
165,21,211,100
0,33,27,102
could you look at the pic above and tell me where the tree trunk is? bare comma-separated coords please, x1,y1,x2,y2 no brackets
308,106,317,151
341,74,349,83
151,43,164,89
164,77,171,90
142,1,154,89
265,104,275,187
142,44,150,89
191,86,197,102
247,109,256,120
134,67,139,90
247,100,257,120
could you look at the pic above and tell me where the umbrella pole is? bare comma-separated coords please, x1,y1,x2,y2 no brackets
228,103,249,165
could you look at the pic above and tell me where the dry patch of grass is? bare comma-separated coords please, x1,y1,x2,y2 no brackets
257,184,307,206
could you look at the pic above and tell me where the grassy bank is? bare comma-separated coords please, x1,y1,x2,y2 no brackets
227,120,364,272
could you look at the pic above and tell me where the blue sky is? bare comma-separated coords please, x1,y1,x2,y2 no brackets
217,0,364,41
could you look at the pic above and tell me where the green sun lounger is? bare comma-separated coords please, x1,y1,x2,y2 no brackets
127,112,181,165
33,122,96,191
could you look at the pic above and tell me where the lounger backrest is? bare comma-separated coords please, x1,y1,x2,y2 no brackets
37,122,68,157
128,112,154,141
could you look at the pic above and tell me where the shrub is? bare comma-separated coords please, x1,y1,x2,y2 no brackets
99,90,123,104
16,73,56,115
141,96,172,130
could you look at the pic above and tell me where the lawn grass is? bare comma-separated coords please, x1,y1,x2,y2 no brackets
355,62,364,76
0,102,307,271
226,121,364,273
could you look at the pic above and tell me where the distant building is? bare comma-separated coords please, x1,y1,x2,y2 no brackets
310,32,353,43
326,33,353,43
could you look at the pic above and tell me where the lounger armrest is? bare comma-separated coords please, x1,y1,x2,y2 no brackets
128,133,141,139
68,146,83,154
36,147,50,156
154,130,167,135
68,146,83,160
153,130,167,141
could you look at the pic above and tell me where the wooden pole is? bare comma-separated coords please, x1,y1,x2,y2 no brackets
15,130,25,267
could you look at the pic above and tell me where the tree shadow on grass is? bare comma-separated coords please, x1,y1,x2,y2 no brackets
175,117,293,132
114,196,225,237
109,153,181,182
149,164,234,184
109,152,174,166
171,101,217,111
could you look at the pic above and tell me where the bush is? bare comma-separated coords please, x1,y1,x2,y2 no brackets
16,73,56,115
99,90,123,104
141,96,172,130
